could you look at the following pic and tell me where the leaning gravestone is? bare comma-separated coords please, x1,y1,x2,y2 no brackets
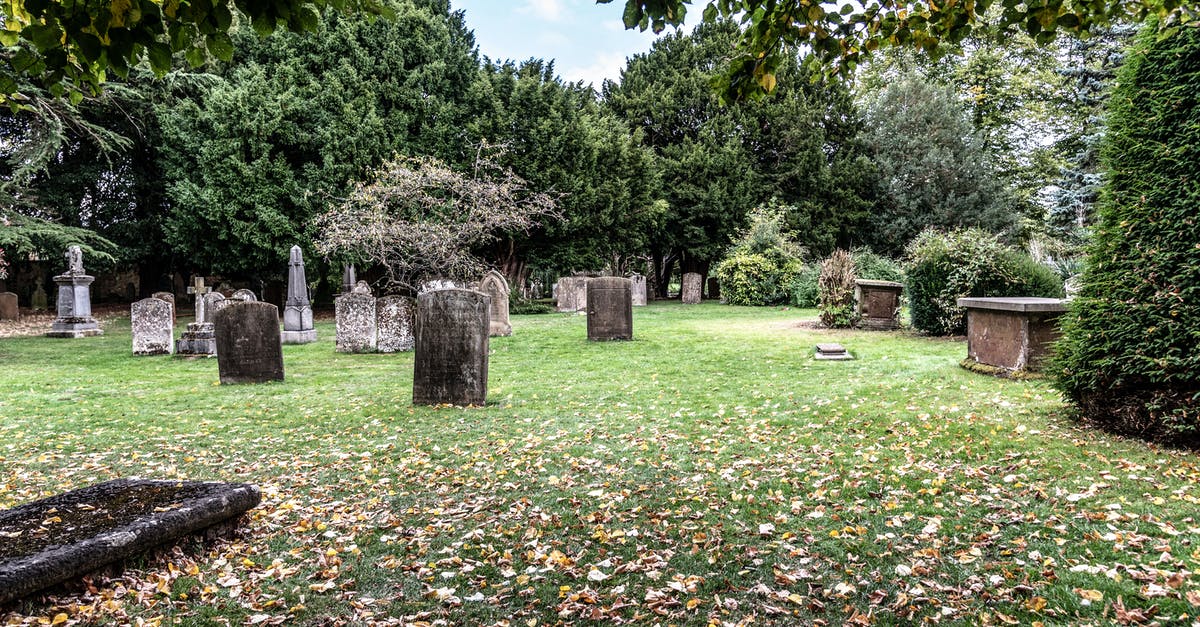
0,479,260,605
335,281,377,353
281,245,316,344
213,302,284,384
46,246,103,337
0,292,17,321
131,298,174,356
681,272,702,305
480,270,512,337
151,291,176,327
629,274,648,306
587,277,633,341
376,295,416,353
413,288,490,406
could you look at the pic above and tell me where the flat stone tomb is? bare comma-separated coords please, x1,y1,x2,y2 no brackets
0,479,260,605
413,288,490,406
587,277,633,341
213,301,284,384
957,297,1068,374
131,298,174,356
855,279,903,330
814,343,854,360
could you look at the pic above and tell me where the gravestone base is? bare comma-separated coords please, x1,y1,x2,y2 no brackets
45,319,103,338
281,329,318,344
176,322,217,357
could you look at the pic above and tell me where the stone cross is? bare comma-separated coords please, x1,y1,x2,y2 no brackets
187,276,212,323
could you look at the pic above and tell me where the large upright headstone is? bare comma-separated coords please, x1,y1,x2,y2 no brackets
131,298,174,356
412,288,489,406
0,292,17,321
629,274,648,306
555,276,588,313
151,291,176,327
176,276,218,356
213,302,285,384
376,295,416,353
681,272,702,304
335,281,376,353
282,246,316,344
46,246,103,338
587,277,633,341
479,270,512,337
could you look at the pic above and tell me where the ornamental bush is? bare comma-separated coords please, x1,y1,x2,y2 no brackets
714,203,805,306
1054,23,1200,444
905,228,1062,336
818,249,858,328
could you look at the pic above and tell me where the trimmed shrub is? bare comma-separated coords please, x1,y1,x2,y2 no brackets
714,202,805,306
818,249,858,328
905,228,1063,336
1054,23,1200,444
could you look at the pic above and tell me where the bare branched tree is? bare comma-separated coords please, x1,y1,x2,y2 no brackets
315,149,559,293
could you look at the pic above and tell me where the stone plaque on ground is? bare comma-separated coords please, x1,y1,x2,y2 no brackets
855,280,903,330
151,291,176,326
413,288,490,406
282,245,316,344
629,274,647,306
376,295,416,353
587,277,633,341
681,272,702,304
555,276,588,312
0,291,17,321
480,270,512,337
0,479,260,605
46,246,103,338
213,301,285,384
335,285,377,353
131,298,174,356
814,343,854,360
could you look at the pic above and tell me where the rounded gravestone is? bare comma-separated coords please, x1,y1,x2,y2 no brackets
151,291,176,326
479,270,512,337
0,292,17,321
376,295,416,353
412,289,490,406
212,302,284,384
131,298,174,355
587,277,633,341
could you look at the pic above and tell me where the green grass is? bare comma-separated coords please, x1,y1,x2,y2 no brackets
1,303,1198,625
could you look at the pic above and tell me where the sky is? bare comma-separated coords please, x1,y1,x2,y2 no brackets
450,0,671,88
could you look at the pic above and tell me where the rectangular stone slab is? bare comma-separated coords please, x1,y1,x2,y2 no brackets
0,479,260,604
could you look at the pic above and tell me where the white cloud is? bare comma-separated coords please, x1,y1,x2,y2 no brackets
518,0,566,22
560,51,630,88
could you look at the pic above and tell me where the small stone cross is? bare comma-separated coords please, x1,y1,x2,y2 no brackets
187,276,212,323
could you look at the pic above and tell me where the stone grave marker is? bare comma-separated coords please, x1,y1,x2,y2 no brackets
0,479,260,605
31,282,48,311
854,280,903,330
131,298,174,356
151,291,176,327
376,295,416,353
335,282,376,353
587,277,633,341
0,291,17,321
342,264,357,293
814,343,854,360
282,245,316,344
629,273,648,306
176,277,219,357
412,288,489,406
681,272,702,304
46,246,103,337
555,276,588,312
213,302,284,384
480,270,512,337
230,288,257,302
707,277,721,301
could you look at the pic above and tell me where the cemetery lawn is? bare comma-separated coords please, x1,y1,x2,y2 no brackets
2,304,1199,626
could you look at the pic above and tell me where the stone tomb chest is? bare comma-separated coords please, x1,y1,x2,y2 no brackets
957,297,1068,374
855,280,903,330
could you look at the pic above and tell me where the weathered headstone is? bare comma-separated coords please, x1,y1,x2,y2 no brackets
587,277,633,341
30,282,48,311
213,302,284,384
376,295,416,353
957,297,1068,375
629,273,648,306
854,280,903,330
480,270,512,337
681,272,702,304
151,291,176,327
421,279,459,292
131,298,174,356
46,246,103,338
230,288,257,302
412,288,489,406
335,282,377,353
282,245,316,344
342,264,357,293
555,276,588,312
176,277,219,357
0,292,17,321
814,343,854,360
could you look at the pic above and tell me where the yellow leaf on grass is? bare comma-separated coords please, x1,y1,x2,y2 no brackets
1025,596,1047,612
51,614,69,626
1076,588,1103,602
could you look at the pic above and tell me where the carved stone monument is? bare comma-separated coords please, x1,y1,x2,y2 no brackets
335,281,377,353
230,288,257,302
0,292,16,321
480,270,512,337
376,295,416,353
46,246,103,338
587,277,633,341
629,273,648,307
341,264,357,294
412,288,490,406
282,245,316,344
176,276,217,356
131,298,174,356
213,302,285,384
855,280,904,330
681,272,702,305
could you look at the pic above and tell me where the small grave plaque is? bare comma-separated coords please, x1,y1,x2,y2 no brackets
814,343,854,360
